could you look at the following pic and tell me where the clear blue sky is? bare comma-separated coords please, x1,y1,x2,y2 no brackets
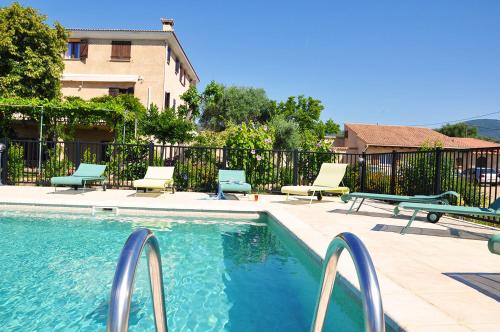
6,0,500,127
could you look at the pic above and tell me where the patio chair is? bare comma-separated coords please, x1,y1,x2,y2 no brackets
488,234,500,255
281,163,350,204
133,166,175,194
394,197,500,234
341,191,459,214
217,170,251,199
51,163,107,191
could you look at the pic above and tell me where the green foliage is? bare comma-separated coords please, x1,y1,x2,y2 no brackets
269,115,301,150
81,148,97,164
0,3,68,99
7,143,24,184
0,95,146,140
366,173,391,193
271,95,323,132
200,81,273,131
343,164,360,191
437,122,478,138
105,143,148,187
225,123,274,189
193,130,227,147
174,148,219,192
141,105,195,144
178,85,201,119
324,119,341,135
41,145,74,184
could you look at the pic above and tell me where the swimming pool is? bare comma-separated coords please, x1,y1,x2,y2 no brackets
0,207,367,331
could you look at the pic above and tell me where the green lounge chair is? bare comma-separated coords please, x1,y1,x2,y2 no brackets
488,234,500,255
341,191,459,214
51,163,107,191
394,198,500,234
217,170,251,199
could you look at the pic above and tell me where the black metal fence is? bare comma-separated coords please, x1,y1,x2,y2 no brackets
1,138,499,223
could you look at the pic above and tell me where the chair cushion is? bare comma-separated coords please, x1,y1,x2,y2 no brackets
73,163,106,177
220,182,251,193
51,176,85,186
133,179,172,189
219,170,246,183
144,166,174,180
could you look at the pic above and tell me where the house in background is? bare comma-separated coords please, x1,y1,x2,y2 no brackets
61,18,199,110
342,123,499,154
12,19,199,142
338,123,500,171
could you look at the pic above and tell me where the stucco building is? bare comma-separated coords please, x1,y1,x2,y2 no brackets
340,123,499,154
61,18,199,110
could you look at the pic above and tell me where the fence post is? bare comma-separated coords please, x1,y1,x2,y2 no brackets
148,142,154,166
292,149,299,186
1,137,8,185
390,150,397,194
222,146,228,169
360,152,367,192
75,140,81,168
434,148,442,194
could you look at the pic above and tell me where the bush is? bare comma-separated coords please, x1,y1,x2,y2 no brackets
41,145,74,184
225,123,274,191
7,144,24,184
105,143,148,186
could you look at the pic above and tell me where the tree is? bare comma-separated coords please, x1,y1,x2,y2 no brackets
141,105,195,144
324,119,341,135
0,3,68,99
178,85,201,120
272,96,324,132
269,114,301,150
437,122,478,138
199,81,273,131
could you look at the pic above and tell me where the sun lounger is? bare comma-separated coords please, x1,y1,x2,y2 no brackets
488,234,500,255
51,163,107,191
217,170,251,199
133,166,175,194
394,198,500,234
281,163,349,204
341,191,459,214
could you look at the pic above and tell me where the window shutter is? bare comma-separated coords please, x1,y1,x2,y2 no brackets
80,40,88,59
111,41,131,60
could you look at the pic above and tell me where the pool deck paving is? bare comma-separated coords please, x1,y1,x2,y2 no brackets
0,186,499,331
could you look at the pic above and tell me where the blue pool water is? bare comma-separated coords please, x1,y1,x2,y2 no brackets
0,209,365,331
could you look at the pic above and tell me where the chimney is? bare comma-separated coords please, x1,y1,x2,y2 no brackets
161,18,174,32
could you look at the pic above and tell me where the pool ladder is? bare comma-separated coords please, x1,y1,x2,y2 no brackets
107,229,385,332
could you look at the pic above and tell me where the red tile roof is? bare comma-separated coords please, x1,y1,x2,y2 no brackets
345,123,500,149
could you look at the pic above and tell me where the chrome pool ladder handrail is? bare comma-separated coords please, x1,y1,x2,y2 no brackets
310,232,385,332
107,228,168,332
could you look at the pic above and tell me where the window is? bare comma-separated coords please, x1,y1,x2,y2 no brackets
167,46,171,64
111,41,131,60
65,41,80,59
179,67,184,84
173,98,177,109
175,58,180,74
164,92,171,109
109,87,134,96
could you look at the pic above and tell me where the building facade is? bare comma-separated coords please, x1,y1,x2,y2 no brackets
61,19,199,110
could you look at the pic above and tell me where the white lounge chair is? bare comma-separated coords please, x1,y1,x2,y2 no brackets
133,166,175,194
281,163,349,204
